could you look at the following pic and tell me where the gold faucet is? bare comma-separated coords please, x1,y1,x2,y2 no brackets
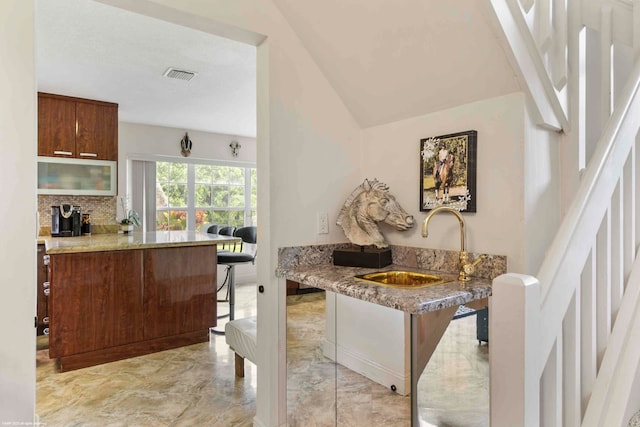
422,206,485,281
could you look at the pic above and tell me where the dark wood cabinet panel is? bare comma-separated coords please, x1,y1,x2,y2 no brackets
38,92,118,161
47,245,216,371
49,250,144,358
143,246,217,339
37,95,76,157
76,102,118,160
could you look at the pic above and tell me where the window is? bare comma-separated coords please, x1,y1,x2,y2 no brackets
150,160,256,231
156,162,188,230
195,164,244,229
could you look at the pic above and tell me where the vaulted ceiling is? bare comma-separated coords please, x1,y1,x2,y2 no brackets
272,0,521,127
36,0,520,137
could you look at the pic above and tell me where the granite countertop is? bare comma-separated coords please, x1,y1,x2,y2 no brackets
277,263,491,315
276,243,505,315
44,231,241,254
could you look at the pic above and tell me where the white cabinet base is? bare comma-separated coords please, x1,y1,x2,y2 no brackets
324,291,410,395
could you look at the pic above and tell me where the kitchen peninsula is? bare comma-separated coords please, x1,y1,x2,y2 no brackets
44,231,240,372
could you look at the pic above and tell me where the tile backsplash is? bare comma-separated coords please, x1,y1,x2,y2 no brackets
38,195,117,235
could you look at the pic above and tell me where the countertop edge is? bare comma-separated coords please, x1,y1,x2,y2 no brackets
277,264,492,315
43,232,241,254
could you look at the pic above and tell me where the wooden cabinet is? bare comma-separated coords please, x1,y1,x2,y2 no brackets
75,101,118,160
47,245,217,371
38,92,118,161
37,95,75,157
49,250,144,359
143,246,217,340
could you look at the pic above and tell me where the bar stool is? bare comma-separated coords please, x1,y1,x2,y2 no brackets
201,223,220,234
217,226,236,250
203,225,236,313
210,226,257,335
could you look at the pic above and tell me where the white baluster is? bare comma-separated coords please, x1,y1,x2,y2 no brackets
563,290,581,426
625,143,638,282
580,248,597,414
541,338,562,426
595,212,611,369
600,5,614,126
634,0,640,60
610,180,623,324
551,0,568,90
635,140,640,264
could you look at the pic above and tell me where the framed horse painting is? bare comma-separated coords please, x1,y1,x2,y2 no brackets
420,130,477,213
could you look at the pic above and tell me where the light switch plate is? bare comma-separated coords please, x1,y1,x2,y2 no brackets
317,212,329,234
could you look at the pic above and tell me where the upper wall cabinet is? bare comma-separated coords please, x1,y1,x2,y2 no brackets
38,92,118,161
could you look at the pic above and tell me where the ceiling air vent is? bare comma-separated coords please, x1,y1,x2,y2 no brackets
163,67,197,81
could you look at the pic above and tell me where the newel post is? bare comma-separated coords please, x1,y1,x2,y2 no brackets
490,273,542,427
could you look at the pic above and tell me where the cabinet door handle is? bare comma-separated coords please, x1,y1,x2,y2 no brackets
43,281,50,289
43,255,50,265
43,288,50,296
43,316,49,325
79,152,98,157
53,150,73,156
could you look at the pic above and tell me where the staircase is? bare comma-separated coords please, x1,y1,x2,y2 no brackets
488,0,640,426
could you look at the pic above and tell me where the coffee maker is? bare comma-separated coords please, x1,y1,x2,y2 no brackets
51,205,81,237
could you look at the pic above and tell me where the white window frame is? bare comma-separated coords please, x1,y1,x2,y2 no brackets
128,154,256,232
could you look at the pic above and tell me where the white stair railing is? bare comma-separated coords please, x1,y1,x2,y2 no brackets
489,0,640,425
582,252,640,426
489,0,569,131
491,57,640,426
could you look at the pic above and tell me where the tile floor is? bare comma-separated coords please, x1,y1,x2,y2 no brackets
36,282,489,426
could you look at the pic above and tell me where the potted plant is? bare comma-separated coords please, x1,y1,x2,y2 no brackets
119,196,140,234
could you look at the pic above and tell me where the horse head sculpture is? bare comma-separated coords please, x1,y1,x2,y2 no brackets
336,179,415,248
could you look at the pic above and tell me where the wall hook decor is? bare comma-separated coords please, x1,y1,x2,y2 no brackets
180,132,193,157
230,140,241,157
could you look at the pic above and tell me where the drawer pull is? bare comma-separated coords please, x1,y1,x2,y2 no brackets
43,288,50,296
43,255,50,265
79,152,98,157
43,316,49,325
53,150,73,156
43,328,49,335
43,281,50,289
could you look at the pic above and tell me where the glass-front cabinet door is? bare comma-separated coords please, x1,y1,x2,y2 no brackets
37,156,116,196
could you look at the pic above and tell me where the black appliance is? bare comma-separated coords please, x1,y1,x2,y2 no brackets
51,204,81,237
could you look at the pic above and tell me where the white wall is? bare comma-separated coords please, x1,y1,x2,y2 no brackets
118,121,257,197
523,104,561,274
99,2,364,425
0,0,36,422
361,93,526,272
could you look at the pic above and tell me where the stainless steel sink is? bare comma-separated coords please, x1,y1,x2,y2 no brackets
354,270,450,289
